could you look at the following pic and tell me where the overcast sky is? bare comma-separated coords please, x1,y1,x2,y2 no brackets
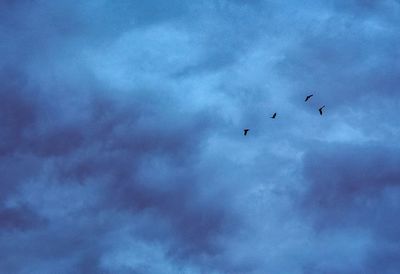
1,1,400,273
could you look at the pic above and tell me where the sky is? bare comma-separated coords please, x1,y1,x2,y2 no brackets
0,0,400,273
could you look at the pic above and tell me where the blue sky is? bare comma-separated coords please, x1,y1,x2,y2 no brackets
1,1,400,273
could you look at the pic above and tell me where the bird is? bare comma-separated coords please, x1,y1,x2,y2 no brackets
243,129,249,136
318,105,325,115
305,94,313,102
271,112,277,119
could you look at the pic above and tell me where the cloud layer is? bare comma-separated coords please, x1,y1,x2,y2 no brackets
1,1,399,273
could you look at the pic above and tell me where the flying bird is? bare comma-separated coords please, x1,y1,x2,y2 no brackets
271,112,277,119
319,105,325,115
305,94,313,102
243,129,249,136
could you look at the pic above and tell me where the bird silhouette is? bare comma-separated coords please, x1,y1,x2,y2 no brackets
319,105,325,115
271,112,277,119
305,94,313,102
243,129,249,136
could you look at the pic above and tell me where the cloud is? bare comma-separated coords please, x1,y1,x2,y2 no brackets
301,143,400,226
0,0,399,273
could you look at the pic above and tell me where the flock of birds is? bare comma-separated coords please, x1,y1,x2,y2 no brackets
243,94,325,136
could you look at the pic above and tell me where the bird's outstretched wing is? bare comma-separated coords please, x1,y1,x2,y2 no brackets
305,94,313,102
319,106,325,115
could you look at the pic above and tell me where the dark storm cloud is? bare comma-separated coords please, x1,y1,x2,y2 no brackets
1,0,400,273
0,204,45,230
0,25,234,274
0,67,231,272
300,143,400,273
301,143,400,226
